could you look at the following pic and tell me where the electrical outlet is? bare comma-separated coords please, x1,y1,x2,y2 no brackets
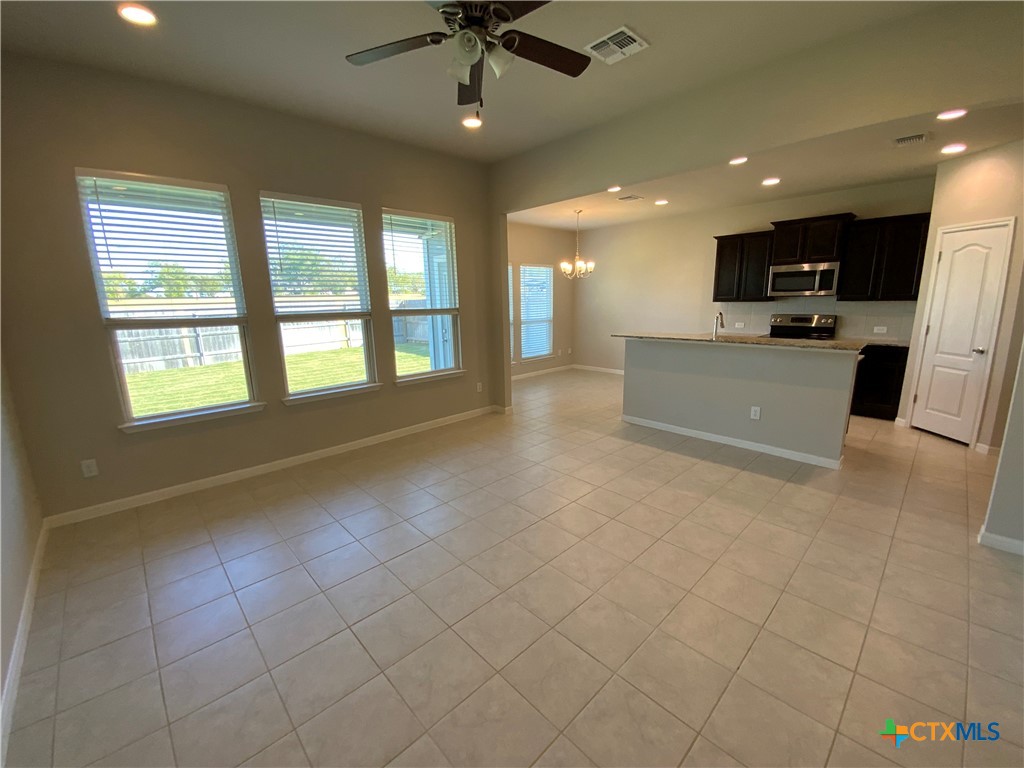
750,406,761,421
568,347,572,355
734,322,745,329
81,459,99,478
873,326,888,334
476,382,483,393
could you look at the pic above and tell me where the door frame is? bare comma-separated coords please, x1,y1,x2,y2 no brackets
906,216,1016,449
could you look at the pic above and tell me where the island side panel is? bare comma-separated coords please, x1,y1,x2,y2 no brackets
621,338,859,467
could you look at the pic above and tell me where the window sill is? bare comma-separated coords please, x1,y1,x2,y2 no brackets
282,382,383,406
520,354,557,363
394,369,467,387
119,402,266,433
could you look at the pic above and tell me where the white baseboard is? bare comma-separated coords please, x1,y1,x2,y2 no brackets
572,365,624,375
978,526,1024,556
1,526,48,764
511,365,572,381
894,418,908,427
45,405,505,530
974,443,1000,457
622,415,842,470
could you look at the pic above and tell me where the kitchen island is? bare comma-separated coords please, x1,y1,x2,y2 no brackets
613,333,864,468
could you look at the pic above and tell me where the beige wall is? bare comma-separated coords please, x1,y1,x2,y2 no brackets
507,223,576,376
900,140,1024,447
572,177,936,371
0,54,503,515
1,367,43,691
491,2,1023,215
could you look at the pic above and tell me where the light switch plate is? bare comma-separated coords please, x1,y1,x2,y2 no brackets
750,406,761,420
873,326,888,334
81,459,99,478
734,322,745,329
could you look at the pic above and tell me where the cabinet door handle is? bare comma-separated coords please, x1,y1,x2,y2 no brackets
972,347,987,355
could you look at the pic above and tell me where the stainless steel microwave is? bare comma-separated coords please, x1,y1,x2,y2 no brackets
768,262,840,297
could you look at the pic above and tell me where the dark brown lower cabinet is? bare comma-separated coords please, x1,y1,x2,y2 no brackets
851,345,909,420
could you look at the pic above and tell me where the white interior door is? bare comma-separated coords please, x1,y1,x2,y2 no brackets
912,221,1013,443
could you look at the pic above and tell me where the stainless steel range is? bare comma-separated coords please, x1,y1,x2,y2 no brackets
768,313,837,340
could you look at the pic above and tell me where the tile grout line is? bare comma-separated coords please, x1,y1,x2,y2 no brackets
14,378,1014,768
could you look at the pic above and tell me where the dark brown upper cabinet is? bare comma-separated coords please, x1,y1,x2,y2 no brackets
769,213,856,265
838,213,930,301
713,231,774,302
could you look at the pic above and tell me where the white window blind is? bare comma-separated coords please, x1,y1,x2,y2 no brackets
260,194,375,395
382,210,460,378
509,264,515,361
77,175,243,319
382,212,458,310
520,265,553,359
260,196,369,314
76,172,254,423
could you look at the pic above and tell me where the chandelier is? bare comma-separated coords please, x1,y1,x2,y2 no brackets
560,209,595,279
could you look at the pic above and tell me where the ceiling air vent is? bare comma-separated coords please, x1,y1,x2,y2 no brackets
893,132,931,147
585,26,648,65
618,194,644,201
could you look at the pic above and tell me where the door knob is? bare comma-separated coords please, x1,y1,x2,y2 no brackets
972,347,987,354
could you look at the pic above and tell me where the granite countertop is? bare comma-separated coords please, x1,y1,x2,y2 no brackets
612,332,866,352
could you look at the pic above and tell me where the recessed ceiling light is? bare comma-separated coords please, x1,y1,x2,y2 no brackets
654,200,668,206
461,112,482,129
607,185,622,192
762,177,781,186
729,157,748,165
117,3,157,26
937,108,968,121
941,143,967,154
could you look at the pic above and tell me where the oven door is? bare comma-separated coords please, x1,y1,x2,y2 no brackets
768,262,840,297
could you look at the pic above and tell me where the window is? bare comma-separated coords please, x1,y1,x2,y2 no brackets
260,194,374,396
382,210,460,378
508,264,515,362
77,172,255,423
520,265,554,359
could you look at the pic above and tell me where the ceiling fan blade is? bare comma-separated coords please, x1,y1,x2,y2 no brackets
346,33,447,66
457,58,484,105
502,2,550,21
499,30,590,77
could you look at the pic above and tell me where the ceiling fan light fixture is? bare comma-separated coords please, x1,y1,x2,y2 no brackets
452,29,483,66
447,61,473,86
117,3,157,27
462,111,483,129
487,41,515,79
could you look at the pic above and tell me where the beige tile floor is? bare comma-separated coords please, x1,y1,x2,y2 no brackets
6,370,1023,768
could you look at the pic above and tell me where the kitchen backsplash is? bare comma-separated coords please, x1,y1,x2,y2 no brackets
716,297,917,343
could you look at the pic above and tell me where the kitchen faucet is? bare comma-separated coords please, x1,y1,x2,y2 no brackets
713,311,724,340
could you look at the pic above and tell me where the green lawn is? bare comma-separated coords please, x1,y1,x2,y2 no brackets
125,343,431,417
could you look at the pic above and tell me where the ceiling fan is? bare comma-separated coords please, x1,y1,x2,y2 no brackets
346,1,591,107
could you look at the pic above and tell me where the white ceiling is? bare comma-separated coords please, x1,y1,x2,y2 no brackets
0,1,938,161
508,104,1024,229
